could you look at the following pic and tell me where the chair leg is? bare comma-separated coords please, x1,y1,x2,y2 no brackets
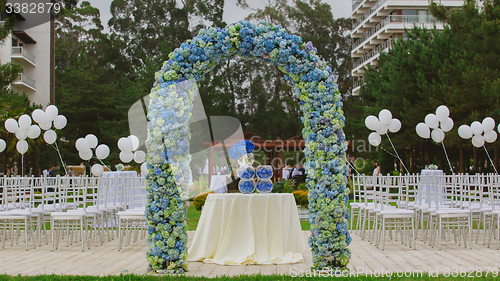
118,218,122,251
51,217,55,252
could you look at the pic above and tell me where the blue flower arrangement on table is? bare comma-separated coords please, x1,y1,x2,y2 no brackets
146,21,350,272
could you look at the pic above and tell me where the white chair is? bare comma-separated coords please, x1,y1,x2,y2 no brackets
117,176,147,251
0,177,37,250
32,176,58,246
350,175,362,233
359,175,378,240
374,175,416,250
50,176,90,251
431,174,472,250
487,174,500,249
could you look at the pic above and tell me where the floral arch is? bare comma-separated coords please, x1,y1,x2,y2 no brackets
145,21,351,273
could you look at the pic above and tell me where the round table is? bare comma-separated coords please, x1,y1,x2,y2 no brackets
187,193,305,265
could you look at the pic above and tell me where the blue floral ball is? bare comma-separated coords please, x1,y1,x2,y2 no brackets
257,168,273,178
238,180,255,194
256,180,273,193
238,167,255,179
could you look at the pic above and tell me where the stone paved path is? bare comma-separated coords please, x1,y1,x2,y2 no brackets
0,231,498,277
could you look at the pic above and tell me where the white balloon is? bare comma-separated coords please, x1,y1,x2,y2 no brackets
378,109,392,125
388,118,402,133
141,162,149,175
79,149,92,161
134,150,146,163
471,121,483,136
0,139,5,153
39,121,52,130
27,125,41,139
368,132,382,146
458,125,473,139
117,137,133,152
16,140,28,154
440,118,454,132
431,128,445,143
43,130,57,144
95,144,110,160
472,135,485,148
376,123,388,135
85,134,98,149
119,151,134,163
53,115,67,130
364,115,380,131
15,129,27,140
32,109,46,124
128,135,140,151
416,122,430,139
482,117,495,132
18,114,31,130
435,105,450,122
484,130,497,143
75,138,90,152
498,123,500,134
91,164,104,177
424,114,439,129
5,118,18,133
45,105,58,121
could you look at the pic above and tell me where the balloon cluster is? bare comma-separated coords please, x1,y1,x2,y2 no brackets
458,117,497,148
4,105,67,154
117,135,147,174
365,109,401,146
415,105,454,143
75,134,110,177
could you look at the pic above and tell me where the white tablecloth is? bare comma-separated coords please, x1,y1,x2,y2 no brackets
187,193,305,265
209,175,227,193
419,169,444,203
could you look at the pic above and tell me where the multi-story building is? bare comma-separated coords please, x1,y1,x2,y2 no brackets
0,11,53,107
351,0,464,95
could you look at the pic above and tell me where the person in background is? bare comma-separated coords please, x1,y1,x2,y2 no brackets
68,167,75,176
5,165,10,176
348,157,355,180
48,167,55,177
42,168,48,177
373,161,381,176
298,164,305,175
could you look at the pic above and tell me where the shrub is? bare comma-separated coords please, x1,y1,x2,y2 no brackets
192,191,213,211
292,190,309,208
271,179,295,193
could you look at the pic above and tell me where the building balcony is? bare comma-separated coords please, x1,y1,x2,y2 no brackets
352,39,392,75
352,78,364,96
352,0,378,18
12,73,36,91
351,15,442,57
11,47,36,66
352,0,464,34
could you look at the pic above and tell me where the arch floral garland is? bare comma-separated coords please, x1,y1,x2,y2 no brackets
145,21,351,273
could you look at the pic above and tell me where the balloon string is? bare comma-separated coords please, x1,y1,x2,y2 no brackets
380,146,397,158
21,154,24,177
51,141,68,175
347,160,362,176
93,155,110,171
441,141,454,175
385,133,410,174
483,145,499,175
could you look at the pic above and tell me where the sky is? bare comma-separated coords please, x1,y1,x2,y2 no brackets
87,0,352,32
